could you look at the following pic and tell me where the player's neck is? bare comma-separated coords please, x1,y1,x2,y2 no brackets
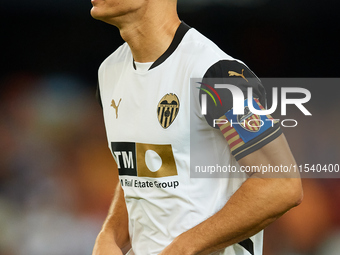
117,10,181,63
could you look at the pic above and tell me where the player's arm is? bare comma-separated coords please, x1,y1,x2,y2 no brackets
160,133,302,255
160,60,302,254
92,180,131,255
93,84,130,254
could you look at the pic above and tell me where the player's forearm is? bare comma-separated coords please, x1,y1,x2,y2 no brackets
169,176,302,255
164,134,303,255
98,182,130,249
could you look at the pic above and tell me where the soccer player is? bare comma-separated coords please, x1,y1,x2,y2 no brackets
90,0,303,254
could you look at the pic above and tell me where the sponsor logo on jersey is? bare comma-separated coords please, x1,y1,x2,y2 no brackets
111,98,122,119
111,142,178,178
237,106,261,132
157,94,180,129
228,69,248,82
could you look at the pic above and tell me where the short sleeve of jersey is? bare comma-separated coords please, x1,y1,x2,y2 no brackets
199,60,282,160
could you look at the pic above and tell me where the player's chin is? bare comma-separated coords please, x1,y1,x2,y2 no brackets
90,7,106,20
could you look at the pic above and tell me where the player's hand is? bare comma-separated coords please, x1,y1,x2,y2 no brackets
92,231,123,255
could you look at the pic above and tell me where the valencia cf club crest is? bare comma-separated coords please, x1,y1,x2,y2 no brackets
157,93,180,129
237,106,261,132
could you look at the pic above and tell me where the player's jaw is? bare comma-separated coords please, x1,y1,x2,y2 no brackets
90,0,147,25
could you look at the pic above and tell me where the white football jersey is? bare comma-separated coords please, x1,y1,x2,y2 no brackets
97,22,271,255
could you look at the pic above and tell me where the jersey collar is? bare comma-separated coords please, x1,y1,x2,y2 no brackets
132,22,191,71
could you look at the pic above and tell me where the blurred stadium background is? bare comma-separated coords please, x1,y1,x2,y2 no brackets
1,0,339,254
